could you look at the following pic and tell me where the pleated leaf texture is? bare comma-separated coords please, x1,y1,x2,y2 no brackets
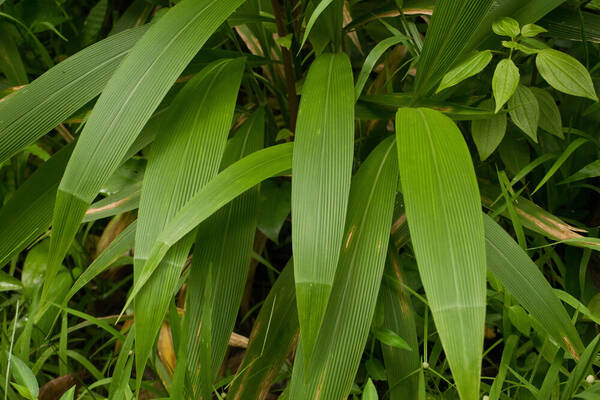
41,0,246,304
133,58,245,386
124,142,294,310
0,26,146,165
395,108,487,400
291,52,354,362
181,108,263,399
289,137,398,399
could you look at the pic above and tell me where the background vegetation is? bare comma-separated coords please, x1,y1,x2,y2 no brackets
1,0,600,399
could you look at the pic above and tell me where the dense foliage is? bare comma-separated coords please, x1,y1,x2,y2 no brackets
1,0,600,399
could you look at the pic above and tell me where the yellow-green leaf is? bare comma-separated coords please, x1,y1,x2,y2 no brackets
536,49,598,101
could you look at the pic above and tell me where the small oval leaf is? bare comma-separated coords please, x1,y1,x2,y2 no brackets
373,328,412,351
536,49,598,101
492,17,520,38
493,58,520,113
437,50,493,93
521,23,547,38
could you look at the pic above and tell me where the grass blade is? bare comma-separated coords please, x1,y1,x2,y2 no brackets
182,108,263,398
123,142,294,319
42,0,246,305
395,107,486,400
483,214,584,358
133,58,245,386
532,138,588,194
292,52,354,361
0,26,147,164
289,137,398,398
227,262,298,400
560,334,600,400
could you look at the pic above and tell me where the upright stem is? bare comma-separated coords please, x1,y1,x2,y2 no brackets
271,0,299,131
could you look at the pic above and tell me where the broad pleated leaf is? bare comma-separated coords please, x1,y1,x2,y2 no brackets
123,142,293,314
133,58,245,385
414,0,496,97
227,262,298,400
0,26,147,165
380,247,421,400
395,108,486,400
536,49,598,101
508,85,539,142
483,214,583,358
289,137,397,398
182,108,263,399
292,52,354,362
42,0,245,304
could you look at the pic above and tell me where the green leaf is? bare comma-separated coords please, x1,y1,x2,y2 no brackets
531,87,563,138
182,108,262,398
8,353,39,400
487,335,519,400
561,334,600,400
373,328,412,351
300,0,335,50
289,137,398,399
227,262,298,399
0,270,22,292
492,17,520,37
521,23,547,37
42,0,246,306
362,379,379,400
501,40,540,55
532,138,588,194
81,0,108,46
395,108,486,400
0,23,28,85
413,0,496,97
133,58,245,387
58,385,75,400
355,35,407,100
508,85,539,142
483,214,584,358
123,142,294,314
493,58,520,113
257,179,291,243
536,49,598,101
471,99,507,161
0,26,147,165
292,52,354,362
560,160,600,184
436,50,493,93
380,250,421,400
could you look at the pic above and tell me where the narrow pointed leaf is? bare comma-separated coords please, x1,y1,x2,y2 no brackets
227,262,298,400
0,23,28,85
536,49,598,101
124,142,294,313
43,0,246,303
560,160,600,184
483,214,584,358
133,58,245,383
533,138,588,194
395,107,486,400
0,26,147,165
561,334,600,400
508,85,539,142
183,108,263,398
290,137,398,398
355,35,406,100
292,52,354,361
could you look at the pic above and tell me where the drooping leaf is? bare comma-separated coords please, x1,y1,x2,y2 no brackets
531,87,563,138
483,214,584,358
493,58,520,113
508,85,540,142
42,0,246,305
536,49,598,101
182,108,262,398
133,58,245,386
289,136,398,399
292,52,354,361
436,50,493,93
395,108,486,400
227,262,298,400
0,26,147,165
123,142,294,314
471,99,507,161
